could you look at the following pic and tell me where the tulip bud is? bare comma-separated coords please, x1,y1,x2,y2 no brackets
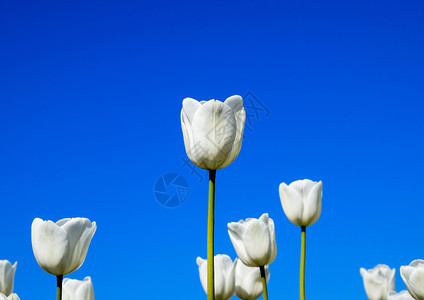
181,96,246,170
196,254,236,300
360,264,395,300
63,276,95,300
227,213,277,267
388,290,415,300
0,293,20,300
0,260,17,296
279,179,322,227
235,259,269,300
31,218,97,276
401,259,424,300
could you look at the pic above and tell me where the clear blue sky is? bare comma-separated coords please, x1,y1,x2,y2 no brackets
1,0,423,299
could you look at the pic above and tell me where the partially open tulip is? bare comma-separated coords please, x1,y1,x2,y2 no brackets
0,293,20,300
360,264,395,300
31,218,97,275
63,276,94,300
388,291,415,300
235,260,270,300
0,260,17,296
196,255,236,300
228,213,277,267
401,260,424,300
279,179,323,227
181,96,246,170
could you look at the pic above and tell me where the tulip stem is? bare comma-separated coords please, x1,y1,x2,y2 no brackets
300,226,306,300
208,170,216,300
260,266,268,300
57,275,63,300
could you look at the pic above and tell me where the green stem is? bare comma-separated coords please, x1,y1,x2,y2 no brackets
260,266,268,300
300,226,306,300
208,170,216,300
57,275,63,300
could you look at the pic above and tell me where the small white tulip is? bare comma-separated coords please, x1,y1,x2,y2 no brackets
279,179,322,227
63,276,95,300
0,260,17,296
360,264,395,300
181,96,246,170
31,217,97,275
401,259,424,300
0,293,20,300
388,290,415,300
235,259,269,300
228,213,277,267
196,254,236,300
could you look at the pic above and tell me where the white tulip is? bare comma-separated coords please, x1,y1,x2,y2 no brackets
196,255,236,300
0,260,17,296
401,260,424,300
228,213,277,267
279,179,322,227
181,96,246,170
388,290,415,300
0,293,20,300
235,260,269,300
63,276,94,300
360,264,395,300
31,218,97,275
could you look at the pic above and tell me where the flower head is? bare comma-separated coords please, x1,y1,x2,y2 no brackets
63,276,94,300
279,179,322,227
401,259,424,300
0,260,17,296
31,217,97,275
196,255,236,300
181,96,246,170
360,264,395,300
228,213,277,267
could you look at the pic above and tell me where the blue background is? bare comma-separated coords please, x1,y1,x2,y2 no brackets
1,0,423,299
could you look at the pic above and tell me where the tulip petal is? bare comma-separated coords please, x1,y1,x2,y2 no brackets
302,181,322,226
228,223,254,267
182,98,202,125
279,182,304,226
242,219,271,267
0,261,17,296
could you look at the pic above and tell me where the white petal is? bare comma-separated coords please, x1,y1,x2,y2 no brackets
242,219,271,267
228,223,254,266
302,181,322,226
279,182,304,226
0,260,17,296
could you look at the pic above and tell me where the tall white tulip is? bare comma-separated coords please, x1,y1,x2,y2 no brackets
197,255,236,300
235,260,270,300
181,96,246,300
388,291,415,300
0,260,17,296
279,179,322,227
63,277,94,300
31,217,96,300
31,218,97,276
279,179,323,300
360,264,395,300
181,96,246,170
0,293,20,300
228,213,277,268
400,260,424,300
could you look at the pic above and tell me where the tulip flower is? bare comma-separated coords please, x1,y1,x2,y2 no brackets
63,277,94,300
228,213,276,300
279,179,322,300
235,260,270,300
400,260,424,300
0,293,20,300
181,96,246,171
197,255,236,300
0,260,17,296
388,291,415,300
181,96,246,300
360,264,395,300
31,217,97,300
